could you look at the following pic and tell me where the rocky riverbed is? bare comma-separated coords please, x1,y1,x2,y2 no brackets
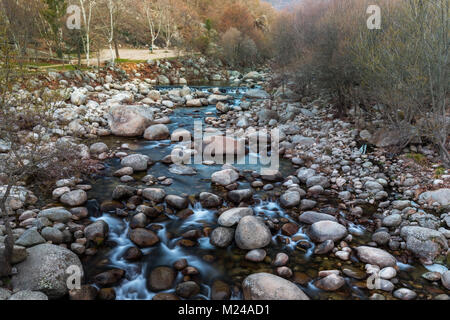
0,57,449,300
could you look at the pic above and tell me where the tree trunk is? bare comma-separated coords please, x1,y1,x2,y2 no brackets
0,185,13,277
114,39,120,59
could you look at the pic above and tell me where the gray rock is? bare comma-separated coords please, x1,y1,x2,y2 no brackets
235,216,272,250
400,226,448,264
365,181,384,193
211,169,239,186
41,227,64,244
419,188,450,207
218,207,253,227
393,288,417,300
199,192,222,208
306,176,329,188
165,195,188,210
210,227,234,248
142,188,166,203
355,246,397,268
84,220,109,243
383,214,402,228
143,124,170,141
372,231,390,245
244,89,270,99
11,244,83,299
297,168,315,183
245,249,267,262
90,142,108,154
315,274,345,291
280,191,301,208
308,221,347,242
168,164,197,175
227,189,253,204
442,271,450,290
107,105,153,137
299,211,337,224
60,190,87,207
0,244,28,264
38,207,72,223
243,273,309,300
121,154,150,171
15,228,46,247
9,290,48,300
0,288,11,300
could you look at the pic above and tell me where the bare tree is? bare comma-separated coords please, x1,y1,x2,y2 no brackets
79,0,96,66
142,0,162,52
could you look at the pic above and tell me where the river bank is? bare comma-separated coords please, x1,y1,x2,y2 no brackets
0,57,449,300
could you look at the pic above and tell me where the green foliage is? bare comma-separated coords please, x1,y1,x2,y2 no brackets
406,153,428,166
40,0,68,58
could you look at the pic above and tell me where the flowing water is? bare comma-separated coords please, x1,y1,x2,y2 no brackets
81,85,449,300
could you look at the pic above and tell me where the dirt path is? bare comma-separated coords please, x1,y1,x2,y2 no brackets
76,48,184,65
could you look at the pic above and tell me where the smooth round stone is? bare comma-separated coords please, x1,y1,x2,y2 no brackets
273,253,289,267
235,216,272,250
276,266,293,278
148,267,176,291
355,246,397,268
245,249,267,262
421,272,441,281
242,273,309,300
379,267,397,280
211,280,231,300
308,221,348,242
210,227,234,248
315,274,345,291
175,281,200,298
393,288,417,300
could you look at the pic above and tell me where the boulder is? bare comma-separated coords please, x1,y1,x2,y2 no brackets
210,227,234,248
84,220,109,243
11,244,83,299
235,216,272,250
121,154,150,171
60,190,87,207
0,245,28,264
400,226,448,264
280,191,301,208
38,207,72,223
143,124,170,141
218,207,254,227
315,274,345,291
15,228,45,247
308,221,347,242
298,211,337,224
419,189,450,207
355,246,397,268
199,192,222,208
9,290,48,300
107,105,154,137
168,164,197,175
148,266,175,291
242,273,309,300
227,189,253,204
129,228,160,247
165,195,189,210
211,169,239,186
244,89,270,99
142,188,166,203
